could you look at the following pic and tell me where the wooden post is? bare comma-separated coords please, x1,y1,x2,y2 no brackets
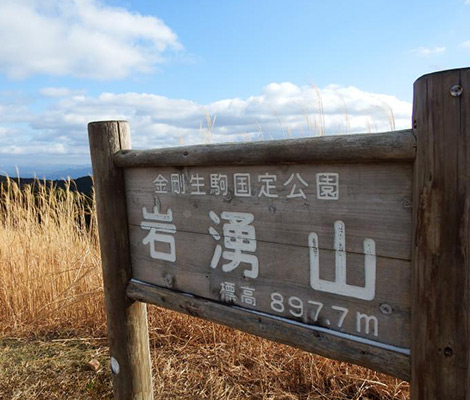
88,121,154,400
412,68,470,399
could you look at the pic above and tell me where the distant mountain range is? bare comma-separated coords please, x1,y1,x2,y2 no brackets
0,174,93,196
41,167,93,180
0,166,93,180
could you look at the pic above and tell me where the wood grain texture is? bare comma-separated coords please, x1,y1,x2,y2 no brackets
88,121,153,400
411,68,470,400
125,162,412,354
127,279,410,381
114,129,416,168
124,163,413,260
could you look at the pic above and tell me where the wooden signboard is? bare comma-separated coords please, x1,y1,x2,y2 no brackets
124,157,413,375
89,68,470,400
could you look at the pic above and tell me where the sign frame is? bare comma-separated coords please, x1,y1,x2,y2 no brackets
88,68,470,400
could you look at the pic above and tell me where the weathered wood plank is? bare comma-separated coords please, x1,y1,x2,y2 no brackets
88,121,153,400
124,162,412,352
411,68,470,399
129,227,411,348
114,129,416,168
124,163,413,260
127,279,410,381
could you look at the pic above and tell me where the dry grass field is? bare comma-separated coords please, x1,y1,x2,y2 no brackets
0,177,410,399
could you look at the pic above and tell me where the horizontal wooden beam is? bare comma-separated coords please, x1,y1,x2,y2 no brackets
114,130,416,168
127,279,410,381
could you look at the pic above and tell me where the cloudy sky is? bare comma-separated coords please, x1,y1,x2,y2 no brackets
0,0,469,176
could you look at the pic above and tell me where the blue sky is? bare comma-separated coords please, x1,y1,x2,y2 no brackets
0,0,469,176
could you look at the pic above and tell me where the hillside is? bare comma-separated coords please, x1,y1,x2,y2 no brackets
0,175,93,196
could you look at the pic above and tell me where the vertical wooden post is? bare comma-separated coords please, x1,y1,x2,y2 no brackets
88,121,154,400
412,68,470,399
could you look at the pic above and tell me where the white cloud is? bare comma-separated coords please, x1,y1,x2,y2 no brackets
0,82,412,167
460,41,470,49
39,87,86,97
0,0,181,79
0,102,31,124
411,46,446,56
0,144,68,155
0,127,17,137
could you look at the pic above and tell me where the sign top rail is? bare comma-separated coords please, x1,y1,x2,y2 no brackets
111,129,416,168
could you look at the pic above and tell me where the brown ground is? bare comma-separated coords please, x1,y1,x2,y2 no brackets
0,307,410,400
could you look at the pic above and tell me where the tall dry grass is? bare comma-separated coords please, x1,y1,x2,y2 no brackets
0,176,105,335
0,177,409,399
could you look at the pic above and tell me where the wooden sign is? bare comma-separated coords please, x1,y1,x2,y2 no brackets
125,162,412,362
89,68,470,400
